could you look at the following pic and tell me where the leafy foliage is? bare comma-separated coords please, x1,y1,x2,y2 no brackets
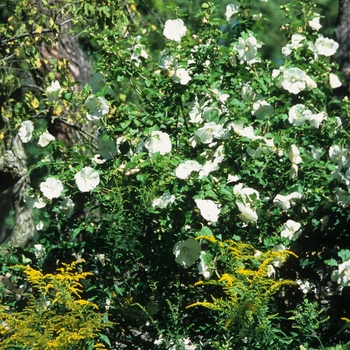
0,260,110,349
188,237,297,348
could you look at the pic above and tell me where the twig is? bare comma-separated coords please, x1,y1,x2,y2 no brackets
137,0,164,26
56,117,97,140
123,1,136,25
0,28,53,46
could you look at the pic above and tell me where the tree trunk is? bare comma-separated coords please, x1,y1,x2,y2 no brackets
335,0,350,93
1,136,34,247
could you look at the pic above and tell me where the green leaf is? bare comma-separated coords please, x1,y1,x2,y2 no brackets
98,84,110,96
338,250,350,262
219,186,233,198
199,226,213,236
114,284,125,296
324,258,338,267
72,228,82,240
99,333,111,347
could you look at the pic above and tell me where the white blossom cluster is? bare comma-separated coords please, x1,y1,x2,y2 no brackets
328,145,350,208
332,259,350,290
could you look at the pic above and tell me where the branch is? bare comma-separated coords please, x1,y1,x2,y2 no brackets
57,117,97,140
137,0,164,26
0,28,54,47
123,1,136,25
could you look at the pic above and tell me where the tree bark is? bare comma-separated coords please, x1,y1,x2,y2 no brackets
0,136,34,247
335,0,350,93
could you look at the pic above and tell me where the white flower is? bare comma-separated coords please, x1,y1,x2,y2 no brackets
38,130,55,147
236,201,258,223
154,335,164,346
240,126,256,139
279,67,316,94
252,100,274,120
18,120,34,143
309,15,322,31
173,238,201,267
198,251,213,279
35,197,47,209
307,145,323,161
130,35,148,66
314,35,338,56
145,131,172,155
227,174,240,183
331,259,350,289
85,96,109,123
289,144,302,164
296,279,316,294
202,106,221,121
25,195,47,209
288,104,312,126
34,244,44,259
195,199,220,223
267,265,276,277
159,49,175,70
172,68,191,85
195,122,225,144
198,160,220,179
226,3,239,21
252,13,262,21
282,34,306,56
280,219,302,241
305,75,318,89
46,80,62,102
234,32,261,64
163,19,187,42
152,193,175,209
308,111,326,129
233,183,260,203
241,83,256,101
188,97,202,123
40,177,63,200
92,154,107,165
59,198,75,218
288,104,326,128
75,167,100,192
212,88,229,104
329,73,342,89
182,338,197,350
273,192,302,211
97,133,117,160
230,121,257,139
289,164,299,180
36,221,44,231
329,145,348,166
175,160,202,179
335,187,350,207
213,144,225,163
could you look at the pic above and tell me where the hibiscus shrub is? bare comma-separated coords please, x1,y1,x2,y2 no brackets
1,0,350,349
